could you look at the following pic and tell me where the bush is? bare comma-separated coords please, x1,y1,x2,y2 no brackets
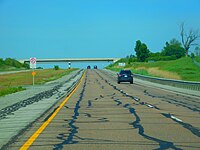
162,39,185,59
128,57,137,64
0,58,4,66
4,58,13,66
23,63,30,69
54,65,59,70
147,55,177,61
13,59,23,68
4,58,24,68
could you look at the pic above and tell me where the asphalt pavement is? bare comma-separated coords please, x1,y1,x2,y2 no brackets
0,69,84,149
5,69,200,150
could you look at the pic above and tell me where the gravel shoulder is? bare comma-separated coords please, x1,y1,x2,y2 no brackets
0,69,84,149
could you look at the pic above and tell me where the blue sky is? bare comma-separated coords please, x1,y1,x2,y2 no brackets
0,0,200,62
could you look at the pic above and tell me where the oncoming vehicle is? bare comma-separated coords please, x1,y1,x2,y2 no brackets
117,70,133,84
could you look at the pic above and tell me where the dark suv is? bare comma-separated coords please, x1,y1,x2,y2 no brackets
94,65,97,69
117,70,133,84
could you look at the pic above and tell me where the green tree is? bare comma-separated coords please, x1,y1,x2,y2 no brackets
13,59,23,68
54,65,59,70
0,58,4,66
4,58,14,66
4,58,23,68
162,38,185,59
134,40,150,62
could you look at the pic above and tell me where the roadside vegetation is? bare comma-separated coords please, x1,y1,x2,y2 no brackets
0,68,78,97
0,58,29,71
0,86,25,97
107,57,200,81
194,56,200,62
107,23,200,82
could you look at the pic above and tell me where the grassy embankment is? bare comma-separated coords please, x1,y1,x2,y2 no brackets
0,58,28,72
0,66,27,72
194,56,200,63
0,68,78,97
106,57,200,82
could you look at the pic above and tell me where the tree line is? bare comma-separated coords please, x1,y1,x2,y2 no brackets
0,58,29,68
131,23,200,62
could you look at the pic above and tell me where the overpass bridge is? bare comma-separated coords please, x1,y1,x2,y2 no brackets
19,58,120,64
19,58,120,68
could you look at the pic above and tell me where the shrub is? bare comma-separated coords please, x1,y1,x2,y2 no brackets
161,39,185,59
0,58,4,66
147,55,177,61
128,57,137,64
23,63,30,69
54,65,59,70
4,58,24,68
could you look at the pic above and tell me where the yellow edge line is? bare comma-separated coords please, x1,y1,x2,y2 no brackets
20,72,85,150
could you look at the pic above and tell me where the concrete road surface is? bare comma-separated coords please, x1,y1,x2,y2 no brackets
6,70,200,150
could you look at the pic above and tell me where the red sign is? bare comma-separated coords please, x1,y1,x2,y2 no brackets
30,57,36,69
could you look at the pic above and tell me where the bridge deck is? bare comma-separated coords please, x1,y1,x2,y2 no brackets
19,58,120,63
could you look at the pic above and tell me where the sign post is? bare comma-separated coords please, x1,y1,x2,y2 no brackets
32,71,36,86
30,57,37,86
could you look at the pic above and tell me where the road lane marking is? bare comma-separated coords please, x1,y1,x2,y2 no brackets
171,115,183,122
147,104,154,108
20,72,85,150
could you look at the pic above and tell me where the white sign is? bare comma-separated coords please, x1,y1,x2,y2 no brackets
118,63,126,67
30,57,37,69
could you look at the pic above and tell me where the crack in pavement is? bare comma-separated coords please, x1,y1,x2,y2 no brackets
53,73,87,149
96,70,182,150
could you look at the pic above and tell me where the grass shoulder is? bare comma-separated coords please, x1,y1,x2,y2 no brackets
0,68,78,97
194,56,200,63
106,57,200,82
0,86,26,97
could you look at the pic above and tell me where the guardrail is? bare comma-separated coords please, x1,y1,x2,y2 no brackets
103,69,200,91
134,74,200,91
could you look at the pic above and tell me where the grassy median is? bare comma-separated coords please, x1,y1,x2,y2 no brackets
0,68,78,97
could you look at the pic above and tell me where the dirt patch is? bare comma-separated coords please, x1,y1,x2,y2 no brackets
135,67,181,80
147,67,181,80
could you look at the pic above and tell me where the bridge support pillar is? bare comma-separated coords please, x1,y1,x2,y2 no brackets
68,62,71,69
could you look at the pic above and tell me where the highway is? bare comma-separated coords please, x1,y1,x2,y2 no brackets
6,69,200,150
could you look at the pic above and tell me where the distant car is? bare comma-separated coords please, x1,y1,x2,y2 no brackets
94,65,97,69
87,65,91,69
36,67,43,69
117,70,133,84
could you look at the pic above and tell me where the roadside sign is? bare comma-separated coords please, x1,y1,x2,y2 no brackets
30,57,36,86
32,71,36,86
118,63,126,67
32,71,36,76
30,57,36,69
